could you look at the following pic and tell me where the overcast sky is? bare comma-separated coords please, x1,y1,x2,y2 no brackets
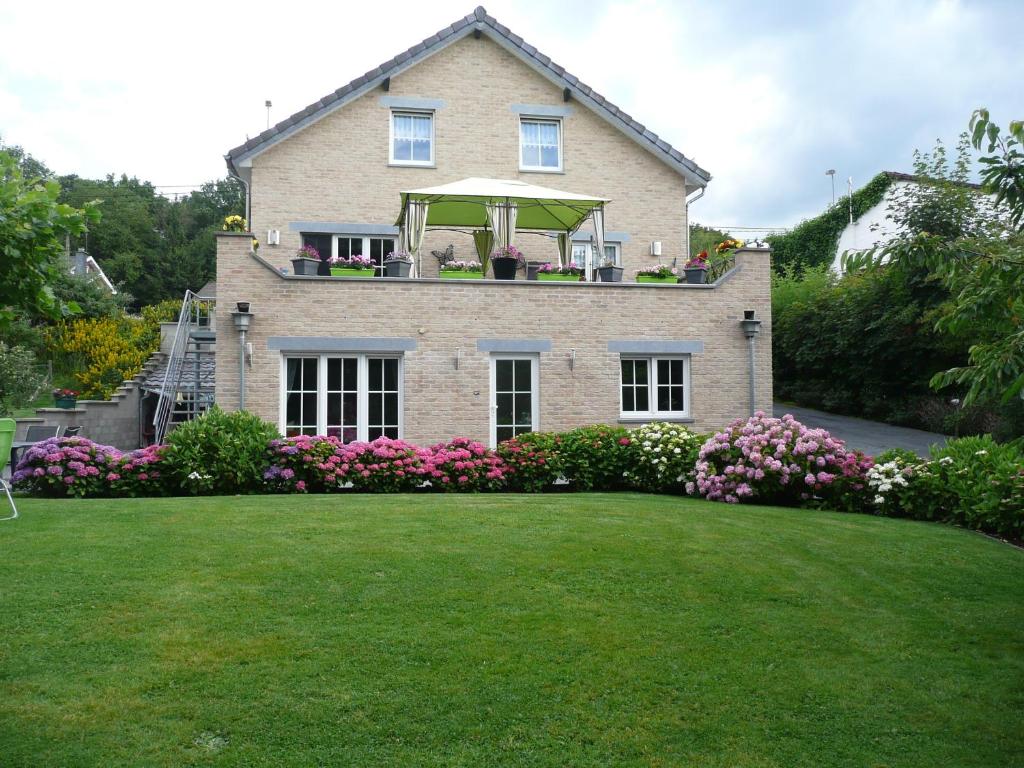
1,0,1020,231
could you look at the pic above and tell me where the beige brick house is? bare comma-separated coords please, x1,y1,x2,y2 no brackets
216,6,772,446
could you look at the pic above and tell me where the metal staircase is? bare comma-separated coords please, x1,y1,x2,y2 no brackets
153,290,217,444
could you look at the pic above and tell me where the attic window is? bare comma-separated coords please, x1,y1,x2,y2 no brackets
390,111,434,166
520,118,562,172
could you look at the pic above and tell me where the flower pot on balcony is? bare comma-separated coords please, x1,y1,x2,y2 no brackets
440,271,484,279
383,258,413,278
330,268,374,278
684,267,708,284
598,265,624,283
526,261,547,280
491,256,520,280
537,273,580,282
636,275,678,284
55,396,77,409
291,257,321,276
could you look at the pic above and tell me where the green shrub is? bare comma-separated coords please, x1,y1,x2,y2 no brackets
558,424,632,491
496,432,563,492
163,407,280,495
0,342,44,416
624,422,707,493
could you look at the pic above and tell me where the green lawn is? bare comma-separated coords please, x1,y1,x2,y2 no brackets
1,494,1022,767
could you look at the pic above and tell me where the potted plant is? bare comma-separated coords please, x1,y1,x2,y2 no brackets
598,258,624,283
536,262,583,282
635,264,679,284
383,250,414,278
683,251,710,284
292,245,323,276
526,260,547,280
53,388,79,409
330,254,375,277
222,215,247,232
490,245,524,280
439,260,485,279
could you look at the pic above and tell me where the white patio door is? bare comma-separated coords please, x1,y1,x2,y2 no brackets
490,355,539,447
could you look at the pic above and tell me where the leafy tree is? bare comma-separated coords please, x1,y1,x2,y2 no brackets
929,111,1024,406
0,151,99,330
0,135,52,180
689,223,732,257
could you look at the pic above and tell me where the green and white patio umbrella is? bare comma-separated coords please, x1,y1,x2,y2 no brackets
396,177,610,275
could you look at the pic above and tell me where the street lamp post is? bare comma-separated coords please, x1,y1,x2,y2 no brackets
825,169,836,206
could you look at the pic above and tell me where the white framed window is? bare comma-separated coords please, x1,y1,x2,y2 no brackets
571,242,621,280
619,356,690,418
519,118,562,172
490,354,539,447
281,354,403,441
390,110,434,166
301,234,397,277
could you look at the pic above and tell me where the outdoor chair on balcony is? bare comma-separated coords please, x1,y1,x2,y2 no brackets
0,418,18,521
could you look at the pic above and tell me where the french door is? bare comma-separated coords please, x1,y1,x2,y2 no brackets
490,355,539,447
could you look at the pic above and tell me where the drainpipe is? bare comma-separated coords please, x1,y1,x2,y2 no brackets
740,310,762,416
231,303,253,411
684,186,705,258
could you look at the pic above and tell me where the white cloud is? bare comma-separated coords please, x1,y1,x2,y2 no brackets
0,0,1020,227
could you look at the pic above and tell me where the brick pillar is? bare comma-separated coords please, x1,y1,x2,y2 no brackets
215,233,257,413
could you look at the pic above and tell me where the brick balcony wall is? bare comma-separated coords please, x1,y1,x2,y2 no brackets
216,233,773,444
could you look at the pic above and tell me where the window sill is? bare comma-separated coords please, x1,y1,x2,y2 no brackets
519,167,564,175
617,416,695,424
388,162,436,169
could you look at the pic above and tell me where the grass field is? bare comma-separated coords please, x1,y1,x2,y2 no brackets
1,494,1022,767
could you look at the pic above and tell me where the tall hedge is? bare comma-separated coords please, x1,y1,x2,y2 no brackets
768,173,893,273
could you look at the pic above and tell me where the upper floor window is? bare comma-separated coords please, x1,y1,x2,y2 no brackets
390,111,433,166
520,118,562,172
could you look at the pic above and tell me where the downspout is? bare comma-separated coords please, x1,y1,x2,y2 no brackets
684,185,706,258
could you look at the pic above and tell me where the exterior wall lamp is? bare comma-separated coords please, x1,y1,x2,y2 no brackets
740,310,762,417
231,301,253,410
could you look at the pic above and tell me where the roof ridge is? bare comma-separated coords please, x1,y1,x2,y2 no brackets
225,6,710,185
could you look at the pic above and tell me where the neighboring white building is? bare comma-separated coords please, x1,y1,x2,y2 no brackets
832,172,995,272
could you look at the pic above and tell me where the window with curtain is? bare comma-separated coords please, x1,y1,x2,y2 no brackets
391,111,433,165
520,118,561,171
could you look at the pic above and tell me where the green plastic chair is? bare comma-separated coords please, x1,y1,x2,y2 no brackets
0,418,18,520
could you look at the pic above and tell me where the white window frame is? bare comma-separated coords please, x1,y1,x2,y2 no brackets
519,117,563,173
279,354,404,441
489,353,540,448
571,241,621,279
618,356,691,419
329,234,398,276
389,110,435,167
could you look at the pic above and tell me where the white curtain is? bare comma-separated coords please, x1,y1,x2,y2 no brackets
590,206,606,281
557,232,571,269
402,200,429,277
484,202,518,252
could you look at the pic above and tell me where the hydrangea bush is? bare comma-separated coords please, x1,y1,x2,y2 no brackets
496,432,562,492
558,425,633,491
12,437,167,498
424,437,507,492
623,423,707,493
694,411,872,506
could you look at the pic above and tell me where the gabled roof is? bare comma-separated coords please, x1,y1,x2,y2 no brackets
225,6,710,188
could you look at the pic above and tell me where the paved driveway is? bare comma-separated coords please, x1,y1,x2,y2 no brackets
774,403,947,457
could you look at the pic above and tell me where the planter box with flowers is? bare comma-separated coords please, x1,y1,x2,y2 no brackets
292,245,324,276
635,264,679,284
330,254,375,277
684,250,710,284
439,260,485,279
536,263,583,282
53,388,79,409
490,245,524,280
383,250,413,278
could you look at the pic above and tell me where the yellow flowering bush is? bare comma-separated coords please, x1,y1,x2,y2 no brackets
222,215,247,232
47,300,180,400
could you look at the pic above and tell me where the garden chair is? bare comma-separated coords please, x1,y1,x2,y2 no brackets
0,418,17,521
60,425,81,438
